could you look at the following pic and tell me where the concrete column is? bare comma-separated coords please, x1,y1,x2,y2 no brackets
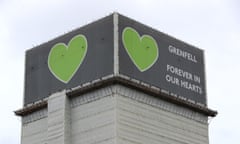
47,90,71,144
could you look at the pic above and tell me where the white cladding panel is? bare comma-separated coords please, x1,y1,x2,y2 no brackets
71,96,116,144
116,95,208,144
21,117,47,144
20,85,209,144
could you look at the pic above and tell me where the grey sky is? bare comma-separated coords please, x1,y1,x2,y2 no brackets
0,0,239,143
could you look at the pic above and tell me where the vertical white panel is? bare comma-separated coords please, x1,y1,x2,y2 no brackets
47,90,70,144
113,12,119,75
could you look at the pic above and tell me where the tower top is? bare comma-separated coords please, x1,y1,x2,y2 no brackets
20,13,217,117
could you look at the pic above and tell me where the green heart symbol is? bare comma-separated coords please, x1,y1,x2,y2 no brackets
122,27,159,72
48,34,87,83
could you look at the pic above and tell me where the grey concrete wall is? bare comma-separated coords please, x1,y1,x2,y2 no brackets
114,85,209,144
116,95,208,144
21,116,47,144
21,85,209,144
71,96,116,144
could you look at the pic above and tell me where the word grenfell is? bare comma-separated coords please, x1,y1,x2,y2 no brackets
168,45,197,63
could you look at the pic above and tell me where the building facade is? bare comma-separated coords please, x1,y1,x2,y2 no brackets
15,13,217,144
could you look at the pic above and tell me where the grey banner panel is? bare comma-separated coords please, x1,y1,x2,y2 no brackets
24,13,207,105
24,15,114,105
118,15,206,104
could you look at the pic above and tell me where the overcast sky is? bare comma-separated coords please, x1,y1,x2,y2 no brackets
0,0,239,144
